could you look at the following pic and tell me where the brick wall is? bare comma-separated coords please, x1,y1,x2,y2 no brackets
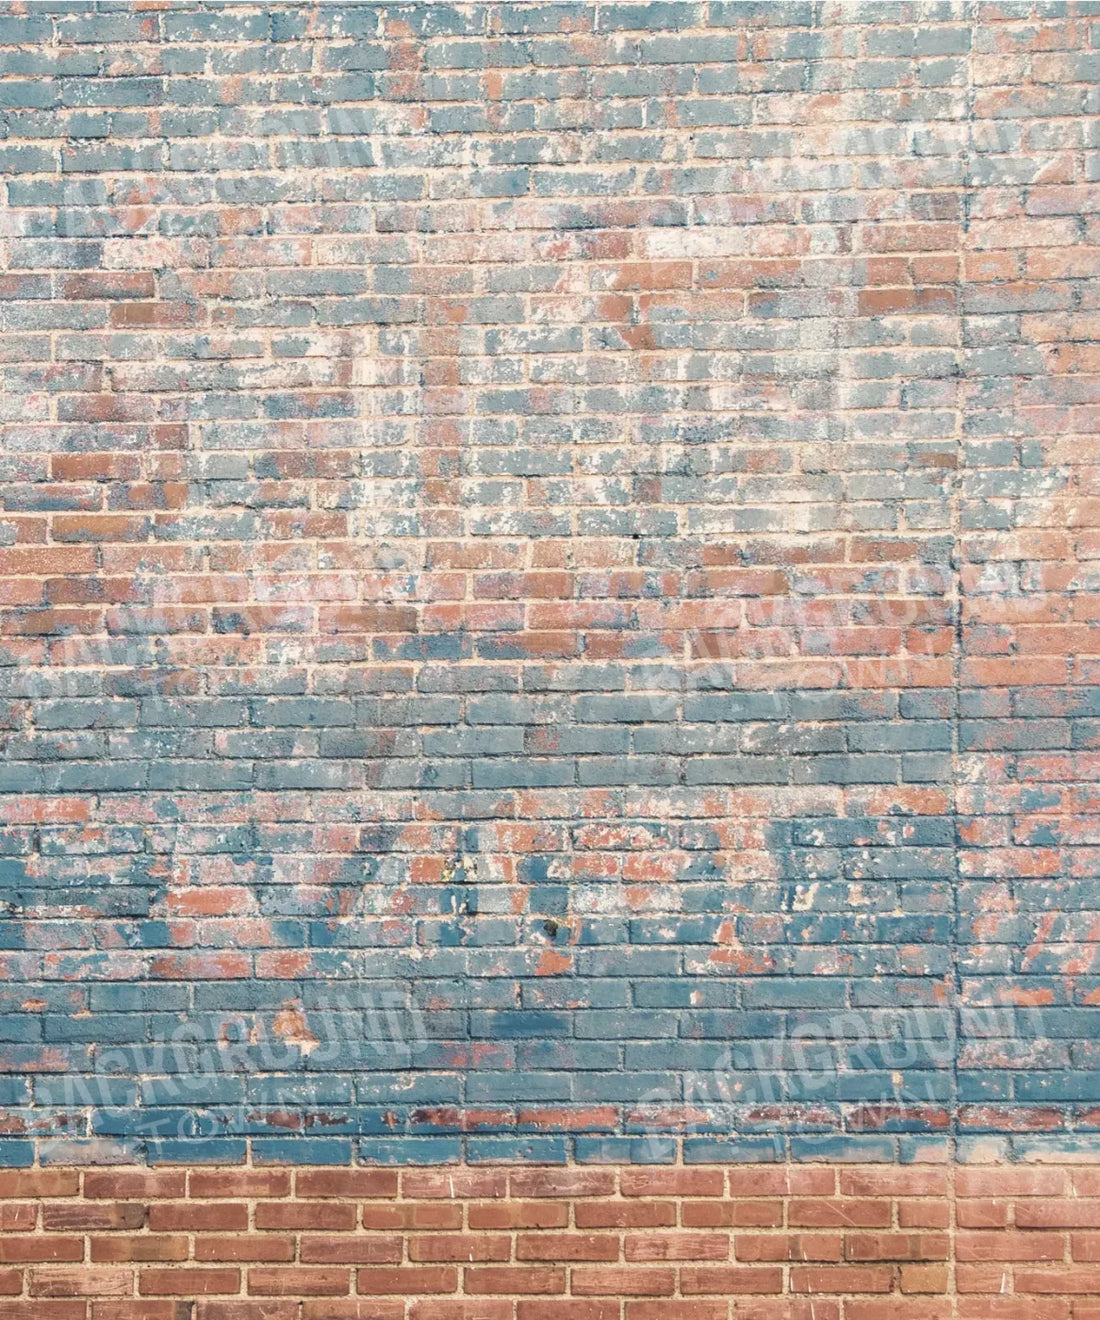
0,0,1098,1305
4,1162,1100,1316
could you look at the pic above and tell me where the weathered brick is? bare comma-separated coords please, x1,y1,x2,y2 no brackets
0,4,1096,1303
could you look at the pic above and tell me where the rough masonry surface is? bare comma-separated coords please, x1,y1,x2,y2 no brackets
0,0,1096,1179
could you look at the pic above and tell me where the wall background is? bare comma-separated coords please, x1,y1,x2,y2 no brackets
0,0,1097,1308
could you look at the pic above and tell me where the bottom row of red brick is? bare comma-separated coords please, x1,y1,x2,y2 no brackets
0,1163,1098,1317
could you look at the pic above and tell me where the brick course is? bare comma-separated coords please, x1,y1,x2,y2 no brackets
0,1162,1096,1313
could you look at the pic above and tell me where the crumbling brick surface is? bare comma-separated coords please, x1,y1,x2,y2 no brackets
0,1,1097,1184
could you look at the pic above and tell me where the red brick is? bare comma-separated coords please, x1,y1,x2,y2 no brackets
8,1160,1100,1313
625,1304,726,1320
196,1306,299,1320
1016,1200,1100,1229
92,1305,194,1320
789,1200,891,1228
248,1268,351,1296
623,1232,728,1261
468,1201,567,1230
841,1170,949,1198
848,1305,951,1320
0,1173,79,1199
1016,1267,1100,1293
139,1269,241,1296
28,1265,131,1298
957,1170,1067,1198
1074,1233,1100,1262
356,1267,458,1295
42,1202,145,1231
571,1267,675,1296
902,1263,951,1294
296,1171,398,1200
680,1266,786,1294
92,1236,189,1264
956,1199,1009,1228
790,1266,894,1293
575,1202,675,1228
957,1230,1065,1262
0,1207,33,1232
190,1171,290,1199
736,1234,841,1263
408,1235,510,1263
256,1201,356,1231
0,1238,83,1264
300,1238,403,1265
195,1236,295,1263
0,1307,88,1320
900,1202,951,1229
682,1199,782,1228
620,1169,724,1198
464,1267,566,1295
363,1203,463,1230
85,1174,185,1201
957,1304,1069,1320
149,1203,248,1232
517,1306,619,1320
845,1234,950,1261
407,1306,510,1320
518,1233,619,1262
508,1171,616,1199
402,1172,508,1200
